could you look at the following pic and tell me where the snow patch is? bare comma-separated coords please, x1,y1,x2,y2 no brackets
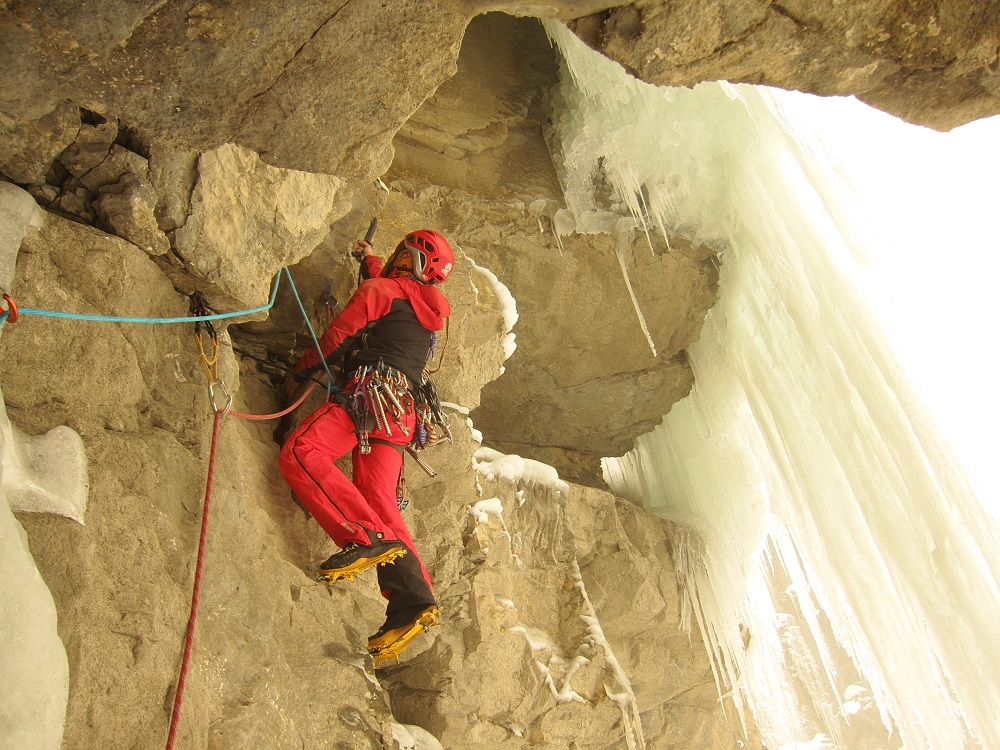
391,722,445,750
469,498,503,524
1,182,74,750
467,258,518,361
472,447,569,495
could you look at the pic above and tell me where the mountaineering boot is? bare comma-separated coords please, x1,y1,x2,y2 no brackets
317,530,407,583
367,603,439,667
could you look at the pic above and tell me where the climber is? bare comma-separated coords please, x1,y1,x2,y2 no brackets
278,228,454,667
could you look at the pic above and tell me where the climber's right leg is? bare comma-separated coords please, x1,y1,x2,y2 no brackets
279,402,405,581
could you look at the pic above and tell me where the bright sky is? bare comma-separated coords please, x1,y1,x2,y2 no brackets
774,91,1000,518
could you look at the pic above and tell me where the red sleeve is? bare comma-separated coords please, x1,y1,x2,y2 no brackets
361,255,383,280
293,279,396,373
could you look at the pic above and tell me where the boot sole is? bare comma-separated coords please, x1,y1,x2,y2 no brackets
316,546,407,583
368,606,439,667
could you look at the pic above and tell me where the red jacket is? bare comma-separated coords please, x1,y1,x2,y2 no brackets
294,257,450,383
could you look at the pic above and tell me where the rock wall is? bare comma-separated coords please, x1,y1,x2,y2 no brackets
1,1,996,189
570,0,1000,130
1,2,997,749
0,196,753,748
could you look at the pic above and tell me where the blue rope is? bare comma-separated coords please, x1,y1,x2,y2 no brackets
0,272,283,328
2,268,337,393
281,267,336,393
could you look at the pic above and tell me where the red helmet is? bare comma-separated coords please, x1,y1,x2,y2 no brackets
396,230,454,285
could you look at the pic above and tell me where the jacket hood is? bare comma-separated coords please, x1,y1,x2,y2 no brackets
387,276,450,331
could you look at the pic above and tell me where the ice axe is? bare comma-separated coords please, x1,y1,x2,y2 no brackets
352,218,379,259
352,217,379,286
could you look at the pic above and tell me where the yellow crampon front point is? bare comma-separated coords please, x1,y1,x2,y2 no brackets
369,606,440,668
316,546,407,583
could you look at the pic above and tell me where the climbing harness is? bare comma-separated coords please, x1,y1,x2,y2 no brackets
338,358,449,510
406,315,452,453
410,376,448,449
411,321,453,454
342,362,414,454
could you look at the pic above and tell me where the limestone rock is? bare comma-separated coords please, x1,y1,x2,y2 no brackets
148,143,198,233
58,117,119,178
173,144,347,312
4,4,996,750
0,0,473,178
374,431,759,750
381,16,720,485
571,0,1000,130
0,212,400,750
95,173,170,256
51,187,96,224
0,100,80,186
78,144,150,193
391,13,563,199
2,1,992,190
377,177,717,486
0,207,748,750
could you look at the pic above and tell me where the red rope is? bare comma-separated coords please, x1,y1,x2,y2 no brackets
163,378,319,746
165,408,223,749
227,380,319,421
163,372,322,747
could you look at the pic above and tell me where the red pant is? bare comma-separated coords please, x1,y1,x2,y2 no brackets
279,401,434,608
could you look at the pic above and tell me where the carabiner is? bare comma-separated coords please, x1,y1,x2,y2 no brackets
1,290,18,323
208,379,233,416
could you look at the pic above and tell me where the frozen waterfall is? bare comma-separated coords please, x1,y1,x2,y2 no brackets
544,20,1000,750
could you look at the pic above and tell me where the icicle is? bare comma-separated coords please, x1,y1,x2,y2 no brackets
571,560,647,750
551,208,576,256
528,198,548,235
546,14,1000,750
613,227,657,358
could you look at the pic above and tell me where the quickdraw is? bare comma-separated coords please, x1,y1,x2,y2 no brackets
191,293,232,415
411,373,451,451
424,318,449,374
343,362,414,454
322,281,339,329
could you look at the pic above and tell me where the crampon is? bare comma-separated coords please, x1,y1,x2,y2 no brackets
368,605,439,667
316,538,407,583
